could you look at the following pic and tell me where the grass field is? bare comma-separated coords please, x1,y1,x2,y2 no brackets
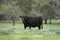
0,19,60,40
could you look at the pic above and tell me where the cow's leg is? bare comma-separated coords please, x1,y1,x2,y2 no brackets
38,25,40,30
29,27,31,29
24,25,27,29
24,26,27,29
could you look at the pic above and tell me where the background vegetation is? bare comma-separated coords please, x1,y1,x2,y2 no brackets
0,0,60,24
0,0,60,40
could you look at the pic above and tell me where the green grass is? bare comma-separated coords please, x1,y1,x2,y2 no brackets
0,19,60,40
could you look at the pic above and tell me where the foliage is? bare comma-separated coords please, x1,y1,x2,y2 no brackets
0,0,60,20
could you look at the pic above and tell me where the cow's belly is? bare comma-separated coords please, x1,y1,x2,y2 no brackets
28,23,39,27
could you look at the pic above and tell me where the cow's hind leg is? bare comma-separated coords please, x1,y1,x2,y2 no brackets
24,26,27,29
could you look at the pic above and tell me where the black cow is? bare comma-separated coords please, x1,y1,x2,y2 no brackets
19,16,43,29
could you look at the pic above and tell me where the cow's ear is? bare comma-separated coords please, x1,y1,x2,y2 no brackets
19,16,22,18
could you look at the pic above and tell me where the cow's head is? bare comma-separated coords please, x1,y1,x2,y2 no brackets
19,16,28,21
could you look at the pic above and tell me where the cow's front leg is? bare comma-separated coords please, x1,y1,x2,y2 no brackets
24,25,27,29
38,26,40,30
29,27,31,29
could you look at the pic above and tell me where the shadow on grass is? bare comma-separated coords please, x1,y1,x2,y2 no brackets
51,23,60,25
20,37,31,40
56,32,60,34
49,29,60,34
44,23,60,25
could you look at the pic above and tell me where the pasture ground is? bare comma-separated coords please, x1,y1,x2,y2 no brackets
0,19,60,40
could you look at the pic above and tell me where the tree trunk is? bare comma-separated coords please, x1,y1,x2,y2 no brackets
49,18,52,24
13,20,15,26
45,18,48,24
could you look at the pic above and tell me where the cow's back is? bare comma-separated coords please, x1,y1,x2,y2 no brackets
26,16,43,27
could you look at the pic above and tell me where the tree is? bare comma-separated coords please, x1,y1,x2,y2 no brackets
17,0,32,16
39,0,59,24
46,0,60,24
